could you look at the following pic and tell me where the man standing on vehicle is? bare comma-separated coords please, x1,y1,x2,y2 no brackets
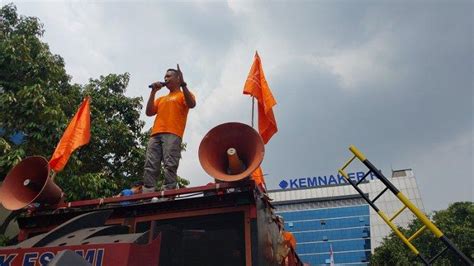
143,64,196,193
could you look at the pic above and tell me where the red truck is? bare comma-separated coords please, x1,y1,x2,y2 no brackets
0,181,303,266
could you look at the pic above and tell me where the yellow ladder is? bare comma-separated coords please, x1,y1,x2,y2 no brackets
338,145,472,265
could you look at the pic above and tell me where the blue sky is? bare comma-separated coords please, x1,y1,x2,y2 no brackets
10,0,473,211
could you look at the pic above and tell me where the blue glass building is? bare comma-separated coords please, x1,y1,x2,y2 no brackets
270,169,425,266
276,197,371,265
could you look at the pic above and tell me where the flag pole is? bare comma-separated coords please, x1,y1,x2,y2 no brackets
251,97,255,128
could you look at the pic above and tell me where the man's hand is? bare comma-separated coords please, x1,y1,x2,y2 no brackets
177,64,195,108
150,82,164,92
177,64,187,87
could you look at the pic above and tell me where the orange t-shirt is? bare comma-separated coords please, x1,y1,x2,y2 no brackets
151,91,195,138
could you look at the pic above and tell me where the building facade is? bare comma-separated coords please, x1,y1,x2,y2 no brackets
269,169,424,265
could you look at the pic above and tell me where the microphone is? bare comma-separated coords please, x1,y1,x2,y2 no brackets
148,81,167,88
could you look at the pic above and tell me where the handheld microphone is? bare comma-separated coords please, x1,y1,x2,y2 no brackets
148,81,167,88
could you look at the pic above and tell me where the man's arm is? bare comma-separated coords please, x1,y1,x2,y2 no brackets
182,85,196,108
177,64,196,108
145,84,162,116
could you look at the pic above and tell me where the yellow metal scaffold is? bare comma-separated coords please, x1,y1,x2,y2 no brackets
338,145,472,265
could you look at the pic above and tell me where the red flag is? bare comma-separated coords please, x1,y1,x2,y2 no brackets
49,97,91,172
243,52,278,144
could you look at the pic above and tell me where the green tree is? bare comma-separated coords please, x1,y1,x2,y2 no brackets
371,202,474,265
0,234,8,246
0,3,76,175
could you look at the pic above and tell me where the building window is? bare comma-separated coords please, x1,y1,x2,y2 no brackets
322,236,328,241
288,222,294,227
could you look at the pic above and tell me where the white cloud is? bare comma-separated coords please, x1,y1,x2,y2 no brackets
316,32,395,91
24,3,112,84
407,130,473,210
226,0,257,15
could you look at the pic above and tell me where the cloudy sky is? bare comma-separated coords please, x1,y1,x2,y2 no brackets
10,0,472,211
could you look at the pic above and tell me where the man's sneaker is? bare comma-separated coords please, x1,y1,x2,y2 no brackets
143,186,156,193
163,183,178,190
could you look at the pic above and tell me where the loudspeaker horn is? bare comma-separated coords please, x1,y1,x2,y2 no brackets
0,156,64,210
199,122,265,182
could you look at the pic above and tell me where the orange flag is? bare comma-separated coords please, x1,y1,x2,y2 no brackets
243,52,277,191
49,97,91,172
251,166,266,190
243,51,278,144
283,231,297,249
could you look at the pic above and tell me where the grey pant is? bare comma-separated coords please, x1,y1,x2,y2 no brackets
143,133,182,190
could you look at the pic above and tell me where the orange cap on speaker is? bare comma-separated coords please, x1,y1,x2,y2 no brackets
227,148,245,175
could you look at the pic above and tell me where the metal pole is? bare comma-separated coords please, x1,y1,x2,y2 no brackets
251,97,255,128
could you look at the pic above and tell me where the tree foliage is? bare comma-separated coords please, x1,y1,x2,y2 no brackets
0,3,189,203
371,202,474,265
0,234,8,246
0,3,73,174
